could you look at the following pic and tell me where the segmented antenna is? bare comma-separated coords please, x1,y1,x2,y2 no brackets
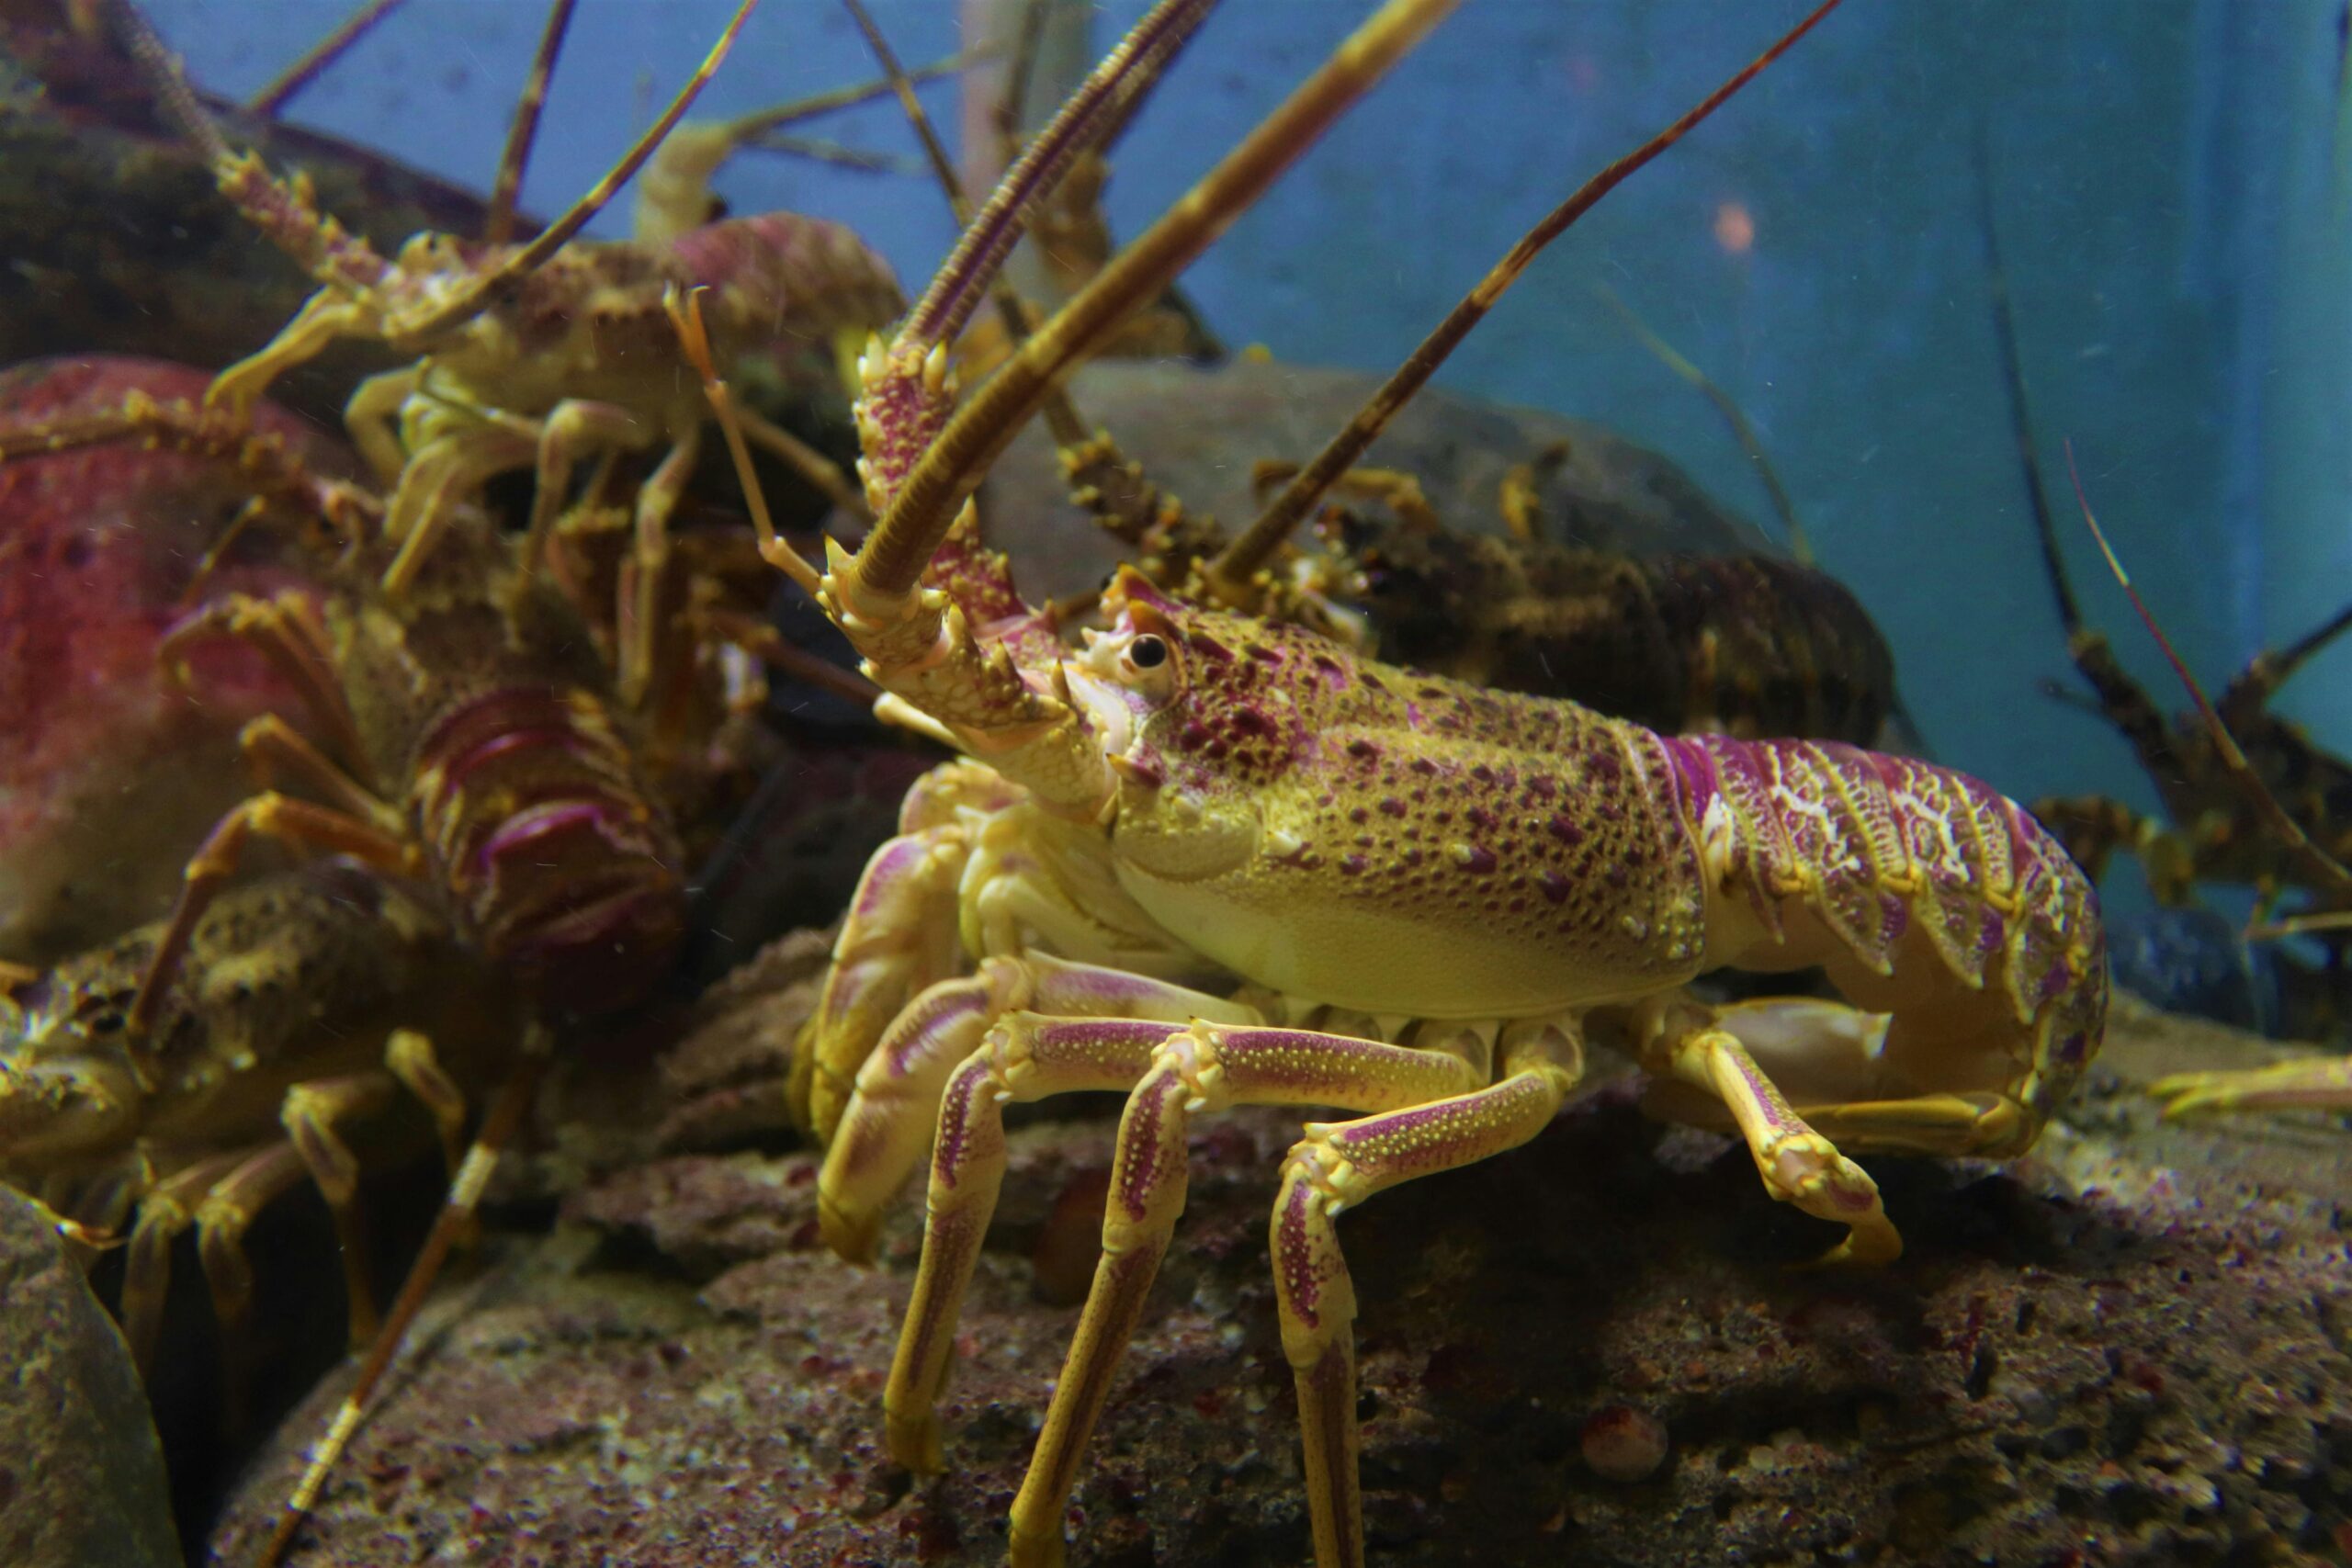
392,0,763,344
898,0,1218,355
246,0,409,118
1596,282,1814,566
851,0,1456,603
484,0,579,244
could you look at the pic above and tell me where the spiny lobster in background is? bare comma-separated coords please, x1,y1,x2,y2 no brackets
1982,142,2352,1077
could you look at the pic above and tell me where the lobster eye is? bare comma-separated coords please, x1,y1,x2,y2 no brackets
1129,635,1169,671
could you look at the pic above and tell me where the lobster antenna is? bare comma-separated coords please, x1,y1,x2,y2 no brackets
842,0,1093,446
2063,441,2352,901
1975,123,2086,638
484,0,579,244
1207,0,1844,598
841,0,968,218
395,0,763,343
108,0,235,166
852,0,1455,602
732,49,979,142
898,0,1218,355
1595,282,1813,566
246,0,409,118
669,288,824,597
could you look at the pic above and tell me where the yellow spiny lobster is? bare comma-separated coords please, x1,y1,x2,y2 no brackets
675,1,2106,1564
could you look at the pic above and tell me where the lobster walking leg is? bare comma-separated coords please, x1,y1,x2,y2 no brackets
343,367,421,481
120,1150,252,1373
1645,1010,1900,1266
799,823,983,1142
820,956,1251,1259
883,1015,1182,1472
1271,1021,1583,1568
1674,997,2032,1158
514,399,655,591
279,1071,401,1346
1010,1023,1485,1568
260,1032,553,1566
2150,1056,2352,1116
129,794,418,1033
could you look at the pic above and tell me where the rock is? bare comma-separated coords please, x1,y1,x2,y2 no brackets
212,963,2352,1566
0,355,353,963
0,1188,183,1568
1578,1406,1669,1484
979,359,1785,607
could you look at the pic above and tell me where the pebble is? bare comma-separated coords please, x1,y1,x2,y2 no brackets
1579,1405,1669,1483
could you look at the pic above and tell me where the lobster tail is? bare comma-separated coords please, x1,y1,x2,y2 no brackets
412,685,685,1017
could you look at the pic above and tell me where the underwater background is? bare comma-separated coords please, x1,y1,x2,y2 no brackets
7,4,2349,1563
141,0,2352,935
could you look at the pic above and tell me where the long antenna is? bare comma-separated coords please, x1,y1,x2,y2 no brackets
1596,283,1812,565
484,0,579,244
846,0,1454,602
246,0,409,118
1205,0,1844,598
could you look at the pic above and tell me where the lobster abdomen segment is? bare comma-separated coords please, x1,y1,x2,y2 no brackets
411,684,684,1015
1663,733,2107,1134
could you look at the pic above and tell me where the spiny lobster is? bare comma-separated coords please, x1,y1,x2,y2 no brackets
0,864,508,1384
116,0,904,617
679,1,2105,1564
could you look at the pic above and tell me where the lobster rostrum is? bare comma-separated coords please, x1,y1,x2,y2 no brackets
675,1,2110,1563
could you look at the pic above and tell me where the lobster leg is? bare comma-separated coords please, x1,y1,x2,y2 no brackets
1271,1020,1583,1568
386,1029,469,1173
514,399,656,593
209,292,374,416
258,1031,552,1568
343,366,421,482
161,592,372,783
128,794,419,1035
2149,1055,2352,1116
382,425,538,595
820,955,1251,1260
1644,1011,1901,1266
798,822,984,1142
1658,997,2031,1159
1009,1022,1483,1568
883,1015,1182,1473
619,427,705,712
278,1070,401,1347
120,1149,250,1376
194,1142,311,1430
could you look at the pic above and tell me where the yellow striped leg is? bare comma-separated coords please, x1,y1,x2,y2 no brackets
1007,1022,1484,1568
2151,1055,2352,1117
1650,1018,1900,1265
883,1014,1182,1472
820,958,1252,1261
1272,1020,1583,1568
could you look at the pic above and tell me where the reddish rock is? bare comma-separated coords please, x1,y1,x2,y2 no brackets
0,356,351,961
